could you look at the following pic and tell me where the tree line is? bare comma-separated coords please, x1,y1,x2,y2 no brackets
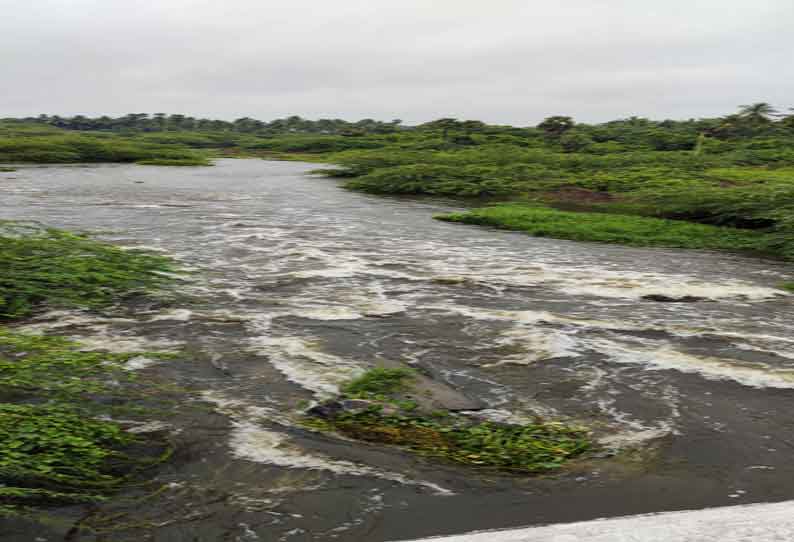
3,103,793,142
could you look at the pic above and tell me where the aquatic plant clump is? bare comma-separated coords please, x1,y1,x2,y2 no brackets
306,368,591,473
322,409,590,473
0,221,177,319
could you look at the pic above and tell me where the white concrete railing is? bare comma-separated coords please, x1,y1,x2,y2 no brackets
394,500,794,542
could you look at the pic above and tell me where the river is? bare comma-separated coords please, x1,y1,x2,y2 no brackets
2,159,793,541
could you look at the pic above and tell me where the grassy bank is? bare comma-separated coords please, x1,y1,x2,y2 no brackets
0,222,179,517
0,124,211,166
304,368,591,473
437,205,770,253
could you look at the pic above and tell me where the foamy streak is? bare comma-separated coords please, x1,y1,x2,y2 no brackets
595,395,679,450
248,336,365,398
20,312,181,353
124,355,158,371
419,255,782,301
427,304,794,365
21,310,135,331
485,328,581,367
148,308,194,322
588,338,794,389
73,329,181,353
203,392,453,496
564,277,781,301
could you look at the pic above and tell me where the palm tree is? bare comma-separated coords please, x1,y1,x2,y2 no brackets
737,103,778,124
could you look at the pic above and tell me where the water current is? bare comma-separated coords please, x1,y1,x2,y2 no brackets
1,160,793,541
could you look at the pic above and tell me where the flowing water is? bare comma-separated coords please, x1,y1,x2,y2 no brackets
1,159,793,541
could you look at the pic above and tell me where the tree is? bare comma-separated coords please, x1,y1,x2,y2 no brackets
737,103,778,124
422,118,460,140
782,110,794,131
537,116,574,137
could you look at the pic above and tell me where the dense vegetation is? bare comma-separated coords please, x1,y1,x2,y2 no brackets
0,123,209,165
438,205,766,252
0,331,173,512
0,221,175,319
305,368,591,473
3,104,794,260
0,222,178,516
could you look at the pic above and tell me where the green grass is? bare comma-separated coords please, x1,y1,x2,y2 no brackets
437,205,770,253
782,282,794,292
0,167,16,172
341,367,416,398
0,221,176,319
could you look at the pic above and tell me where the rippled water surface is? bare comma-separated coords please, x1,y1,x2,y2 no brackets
2,160,793,541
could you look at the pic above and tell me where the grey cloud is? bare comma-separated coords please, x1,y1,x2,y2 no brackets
1,0,793,123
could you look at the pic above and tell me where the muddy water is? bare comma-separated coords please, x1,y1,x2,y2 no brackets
1,159,793,542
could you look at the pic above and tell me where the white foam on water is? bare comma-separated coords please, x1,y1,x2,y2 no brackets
148,308,194,322
126,420,172,434
124,355,159,371
228,422,451,495
21,310,135,332
249,336,366,398
485,328,581,367
291,306,365,321
203,391,453,496
565,276,782,301
18,311,180,353
587,338,794,389
73,329,181,353
731,341,794,361
595,394,679,451
422,304,645,333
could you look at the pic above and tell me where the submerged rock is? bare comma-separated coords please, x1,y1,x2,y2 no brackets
641,294,707,303
307,399,378,419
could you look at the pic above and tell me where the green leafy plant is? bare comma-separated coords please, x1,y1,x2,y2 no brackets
0,221,177,319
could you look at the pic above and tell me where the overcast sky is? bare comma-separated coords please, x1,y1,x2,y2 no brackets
2,0,793,125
